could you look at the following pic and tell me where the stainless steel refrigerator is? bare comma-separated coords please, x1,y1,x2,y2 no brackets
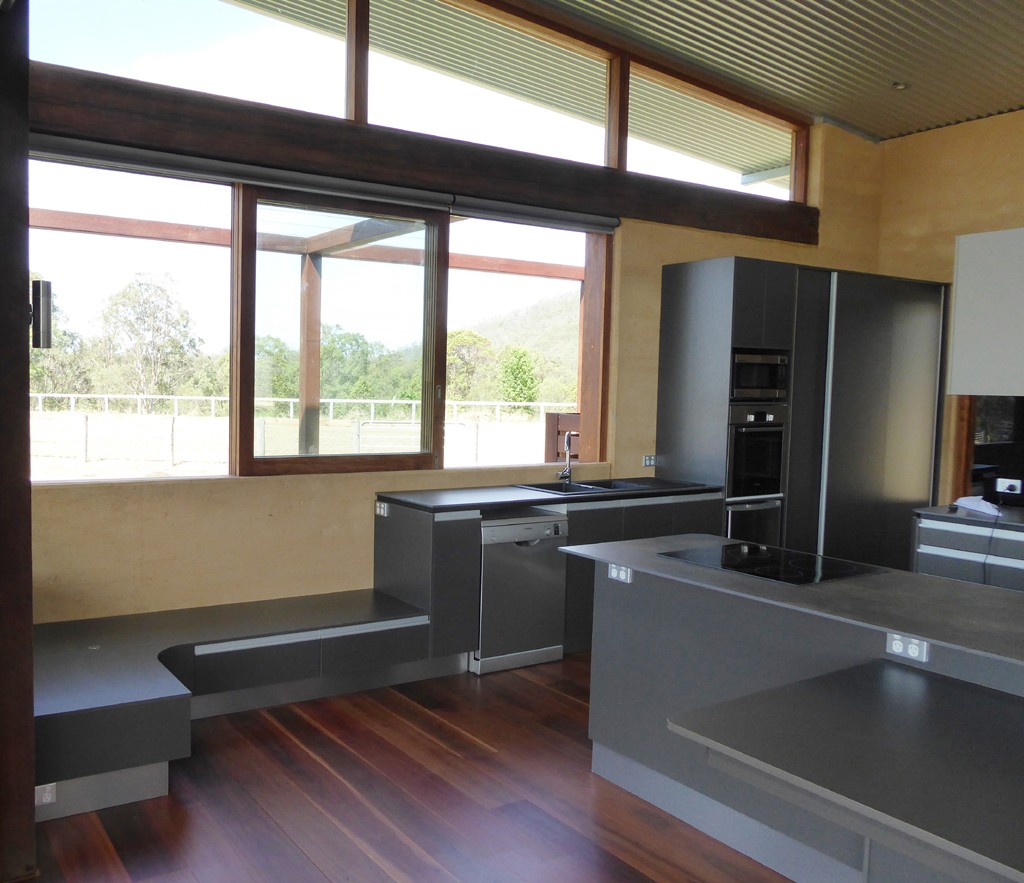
785,269,946,570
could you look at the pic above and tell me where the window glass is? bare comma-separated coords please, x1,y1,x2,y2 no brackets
253,200,430,459
445,219,583,467
368,0,607,165
29,0,347,117
28,161,231,480
628,66,793,200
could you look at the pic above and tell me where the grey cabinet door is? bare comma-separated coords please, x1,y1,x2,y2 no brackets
824,274,944,569
622,501,675,539
785,268,832,554
322,624,430,673
565,506,623,654
672,498,725,535
194,638,321,695
732,259,797,350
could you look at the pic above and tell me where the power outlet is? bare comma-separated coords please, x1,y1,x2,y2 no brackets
35,783,56,807
608,563,633,583
886,633,930,662
996,477,1022,494
642,455,656,467
374,501,389,517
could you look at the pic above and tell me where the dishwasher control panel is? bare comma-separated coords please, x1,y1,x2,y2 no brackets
482,515,568,545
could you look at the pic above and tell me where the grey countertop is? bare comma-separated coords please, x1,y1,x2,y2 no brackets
376,478,722,513
915,503,1024,531
564,533,1024,665
668,660,1024,878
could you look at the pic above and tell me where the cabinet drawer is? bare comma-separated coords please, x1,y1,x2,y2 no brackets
322,619,429,673
986,556,1024,592
194,632,321,695
914,548,986,583
917,519,995,555
990,529,1024,562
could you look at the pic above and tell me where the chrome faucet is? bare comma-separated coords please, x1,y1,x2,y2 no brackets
558,431,580,482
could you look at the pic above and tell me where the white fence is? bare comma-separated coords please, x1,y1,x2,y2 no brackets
29,393,575,480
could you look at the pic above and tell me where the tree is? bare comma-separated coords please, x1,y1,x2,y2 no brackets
446,329,495,400
254,335,299,415
98,274,202,405
499,346,540,408
319,325,380,399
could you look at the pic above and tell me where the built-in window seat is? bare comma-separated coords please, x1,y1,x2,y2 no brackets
33,589,457,820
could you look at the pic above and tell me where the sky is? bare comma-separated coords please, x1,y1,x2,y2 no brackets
27,0,783,352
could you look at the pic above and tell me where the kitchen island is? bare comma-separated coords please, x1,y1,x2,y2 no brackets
566,534,1024,883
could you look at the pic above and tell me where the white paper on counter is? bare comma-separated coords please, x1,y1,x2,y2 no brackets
953,495,1001,516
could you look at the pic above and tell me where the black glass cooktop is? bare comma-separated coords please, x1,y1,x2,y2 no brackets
659,542,882,585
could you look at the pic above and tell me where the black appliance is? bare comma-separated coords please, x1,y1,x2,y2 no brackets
731,349,789,401
727,404,786,497
726,403,787,546
660,542,882,586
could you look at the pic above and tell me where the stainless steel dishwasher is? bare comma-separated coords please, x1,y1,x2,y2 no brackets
471,508,569,675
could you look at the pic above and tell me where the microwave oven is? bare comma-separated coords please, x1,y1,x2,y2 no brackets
731,350,789,401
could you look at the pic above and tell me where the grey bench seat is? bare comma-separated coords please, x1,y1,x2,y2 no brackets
34,589,431,797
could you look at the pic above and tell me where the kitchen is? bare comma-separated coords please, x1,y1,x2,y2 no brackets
7,2,1024,882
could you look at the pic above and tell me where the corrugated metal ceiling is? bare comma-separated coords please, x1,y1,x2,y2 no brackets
527,0,1024,140
234,0,1024,142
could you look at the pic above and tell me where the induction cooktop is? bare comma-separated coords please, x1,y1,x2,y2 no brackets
659,542,883,585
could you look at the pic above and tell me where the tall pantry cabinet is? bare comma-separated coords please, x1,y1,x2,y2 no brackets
656,257,945,570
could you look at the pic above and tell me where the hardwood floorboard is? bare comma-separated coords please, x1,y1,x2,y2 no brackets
191,715,394,883
35,654,790,883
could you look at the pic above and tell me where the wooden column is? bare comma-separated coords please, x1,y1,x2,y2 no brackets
606,54,630,170
0,0,38,879
298,254,323,455
346,0,369,124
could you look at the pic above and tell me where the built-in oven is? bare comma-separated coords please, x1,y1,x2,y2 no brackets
726,403,787,546
731,349,789,401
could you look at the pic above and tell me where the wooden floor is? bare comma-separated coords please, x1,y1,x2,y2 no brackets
35,655,790,882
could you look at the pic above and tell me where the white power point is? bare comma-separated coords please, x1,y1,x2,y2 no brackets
886,633,930,662
608,563,633,583
642,455,656,467
35,783,57,806
996,478,1021,494
374,501,389,517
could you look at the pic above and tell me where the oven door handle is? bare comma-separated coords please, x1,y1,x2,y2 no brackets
734,425,784,433
727,499,783,512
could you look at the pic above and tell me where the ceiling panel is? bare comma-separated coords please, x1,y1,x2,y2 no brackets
528,0,1024,139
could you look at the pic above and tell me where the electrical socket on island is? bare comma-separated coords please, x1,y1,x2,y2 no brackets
886,633,930,662
35,783,56,807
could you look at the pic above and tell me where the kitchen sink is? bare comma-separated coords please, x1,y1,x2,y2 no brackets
580,479,651,490
517,481,609,494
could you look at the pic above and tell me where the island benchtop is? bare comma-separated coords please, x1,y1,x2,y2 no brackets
563,533,1024,665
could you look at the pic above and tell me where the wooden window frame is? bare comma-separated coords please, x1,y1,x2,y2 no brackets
231,184,449,476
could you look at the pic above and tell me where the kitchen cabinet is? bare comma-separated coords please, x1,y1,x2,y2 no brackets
731,257,797,350
914,506,1024,591
948,227,1024,396
373,503,481,658
565,494,724,653
577,533,1024,882
658,257,945,569
375,487,724,659
656,257,796,491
